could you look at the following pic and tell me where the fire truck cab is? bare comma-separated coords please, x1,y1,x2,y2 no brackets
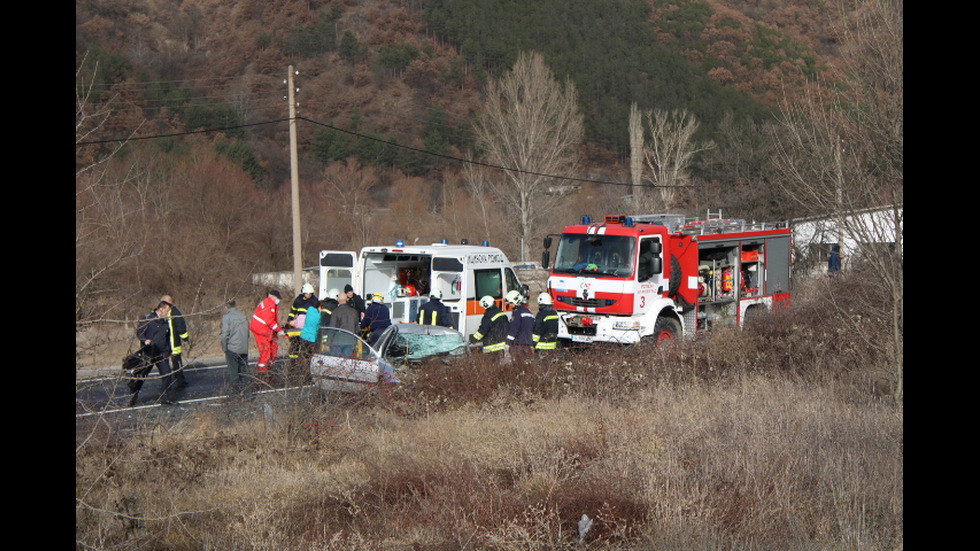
542,213,792,344
318,242,527,341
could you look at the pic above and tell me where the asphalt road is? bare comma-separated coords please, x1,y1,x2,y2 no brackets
75,356,310,417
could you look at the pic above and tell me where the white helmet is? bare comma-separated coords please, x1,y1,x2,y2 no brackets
326,288,340,300
479,295,495,309
505,289,524,305
430,289,443,300
302,283,315,294
537,292,553,306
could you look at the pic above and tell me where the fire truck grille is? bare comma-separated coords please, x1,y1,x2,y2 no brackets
561,297,615,309
567,325,597,336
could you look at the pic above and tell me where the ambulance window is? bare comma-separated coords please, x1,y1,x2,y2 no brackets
432,257,463,272
320,253,354,267
474,269,503,300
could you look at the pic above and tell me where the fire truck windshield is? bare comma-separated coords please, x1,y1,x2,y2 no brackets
553,234,636,277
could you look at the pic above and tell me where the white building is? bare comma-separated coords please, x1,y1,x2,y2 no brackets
792,205,903,274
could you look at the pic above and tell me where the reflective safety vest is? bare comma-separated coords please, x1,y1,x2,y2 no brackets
532,307,559,351
473,308,509,353
167,306,190,355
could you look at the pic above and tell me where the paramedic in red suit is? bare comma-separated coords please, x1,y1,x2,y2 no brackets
250,289,285,373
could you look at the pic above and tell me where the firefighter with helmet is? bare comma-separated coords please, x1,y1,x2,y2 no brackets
286,283,319,364
318,288,341,329
360,293,392,345
470,295,509,354
505,290,535,361
418,289,453,327
532,292,559,353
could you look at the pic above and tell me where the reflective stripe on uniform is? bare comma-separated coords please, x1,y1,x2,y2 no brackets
483,341,506,353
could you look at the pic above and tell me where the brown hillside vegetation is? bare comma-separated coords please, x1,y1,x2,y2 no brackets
75,0,856,324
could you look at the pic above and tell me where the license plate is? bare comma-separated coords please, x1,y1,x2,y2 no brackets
571,335,592,343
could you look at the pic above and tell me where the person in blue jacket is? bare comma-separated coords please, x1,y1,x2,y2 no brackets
298,300,326,364
505,290,535,362
360,293,392,346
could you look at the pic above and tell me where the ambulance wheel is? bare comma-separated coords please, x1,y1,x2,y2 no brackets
651,317,681,345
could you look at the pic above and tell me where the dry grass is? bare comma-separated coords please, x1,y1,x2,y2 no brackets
76,275,902,550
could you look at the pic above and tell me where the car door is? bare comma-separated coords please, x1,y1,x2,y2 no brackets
310,327,392,392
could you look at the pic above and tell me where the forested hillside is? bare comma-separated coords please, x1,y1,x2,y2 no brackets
76,0,860,321
77,0,837,169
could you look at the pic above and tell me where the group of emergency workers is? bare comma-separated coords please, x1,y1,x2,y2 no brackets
470,291,559,359
125,283,560,407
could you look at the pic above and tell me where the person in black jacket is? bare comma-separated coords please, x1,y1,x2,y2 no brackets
318,288,341,329
161,295,190,389
130,301,179,406
470,295,509,354
418,289,453,328
532,293,559,354
344,284,366,318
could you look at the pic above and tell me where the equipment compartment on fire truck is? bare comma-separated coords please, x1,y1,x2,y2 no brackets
683,217,792,330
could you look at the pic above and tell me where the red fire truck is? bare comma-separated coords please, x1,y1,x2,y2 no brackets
541,212,792,344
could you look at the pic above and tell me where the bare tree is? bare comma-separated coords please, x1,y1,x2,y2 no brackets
461,154,496,241
638,108,714,212
629,102,644,207
772,0,903,406
76,53,148,323
474,51,584,261
320,158,380,250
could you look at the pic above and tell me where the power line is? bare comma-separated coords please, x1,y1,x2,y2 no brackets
297,116,648,188
75,118,290,145
76,115,687,189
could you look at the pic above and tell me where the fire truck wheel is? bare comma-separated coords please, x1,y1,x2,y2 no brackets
652,317,681,345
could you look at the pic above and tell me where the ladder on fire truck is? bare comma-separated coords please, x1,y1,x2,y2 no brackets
680,209,789,235
626,210,788,235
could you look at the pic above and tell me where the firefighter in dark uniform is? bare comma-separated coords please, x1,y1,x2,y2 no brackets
161,295,189,389
505,290,535,361
532,292,559,354
418,289,453,327
318,288,341,329
470,295,509,354
286,283,319,364
131,301,178,406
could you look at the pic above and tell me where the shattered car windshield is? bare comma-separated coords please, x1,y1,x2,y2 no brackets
396,334,466,360
389,329,467,361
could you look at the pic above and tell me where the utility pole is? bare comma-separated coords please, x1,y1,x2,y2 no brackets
287,66,302,296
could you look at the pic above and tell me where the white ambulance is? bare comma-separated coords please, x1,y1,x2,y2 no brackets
318,242,527,341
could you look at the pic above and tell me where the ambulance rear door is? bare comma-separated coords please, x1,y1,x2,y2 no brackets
431,255,466,332
318,250,359,298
